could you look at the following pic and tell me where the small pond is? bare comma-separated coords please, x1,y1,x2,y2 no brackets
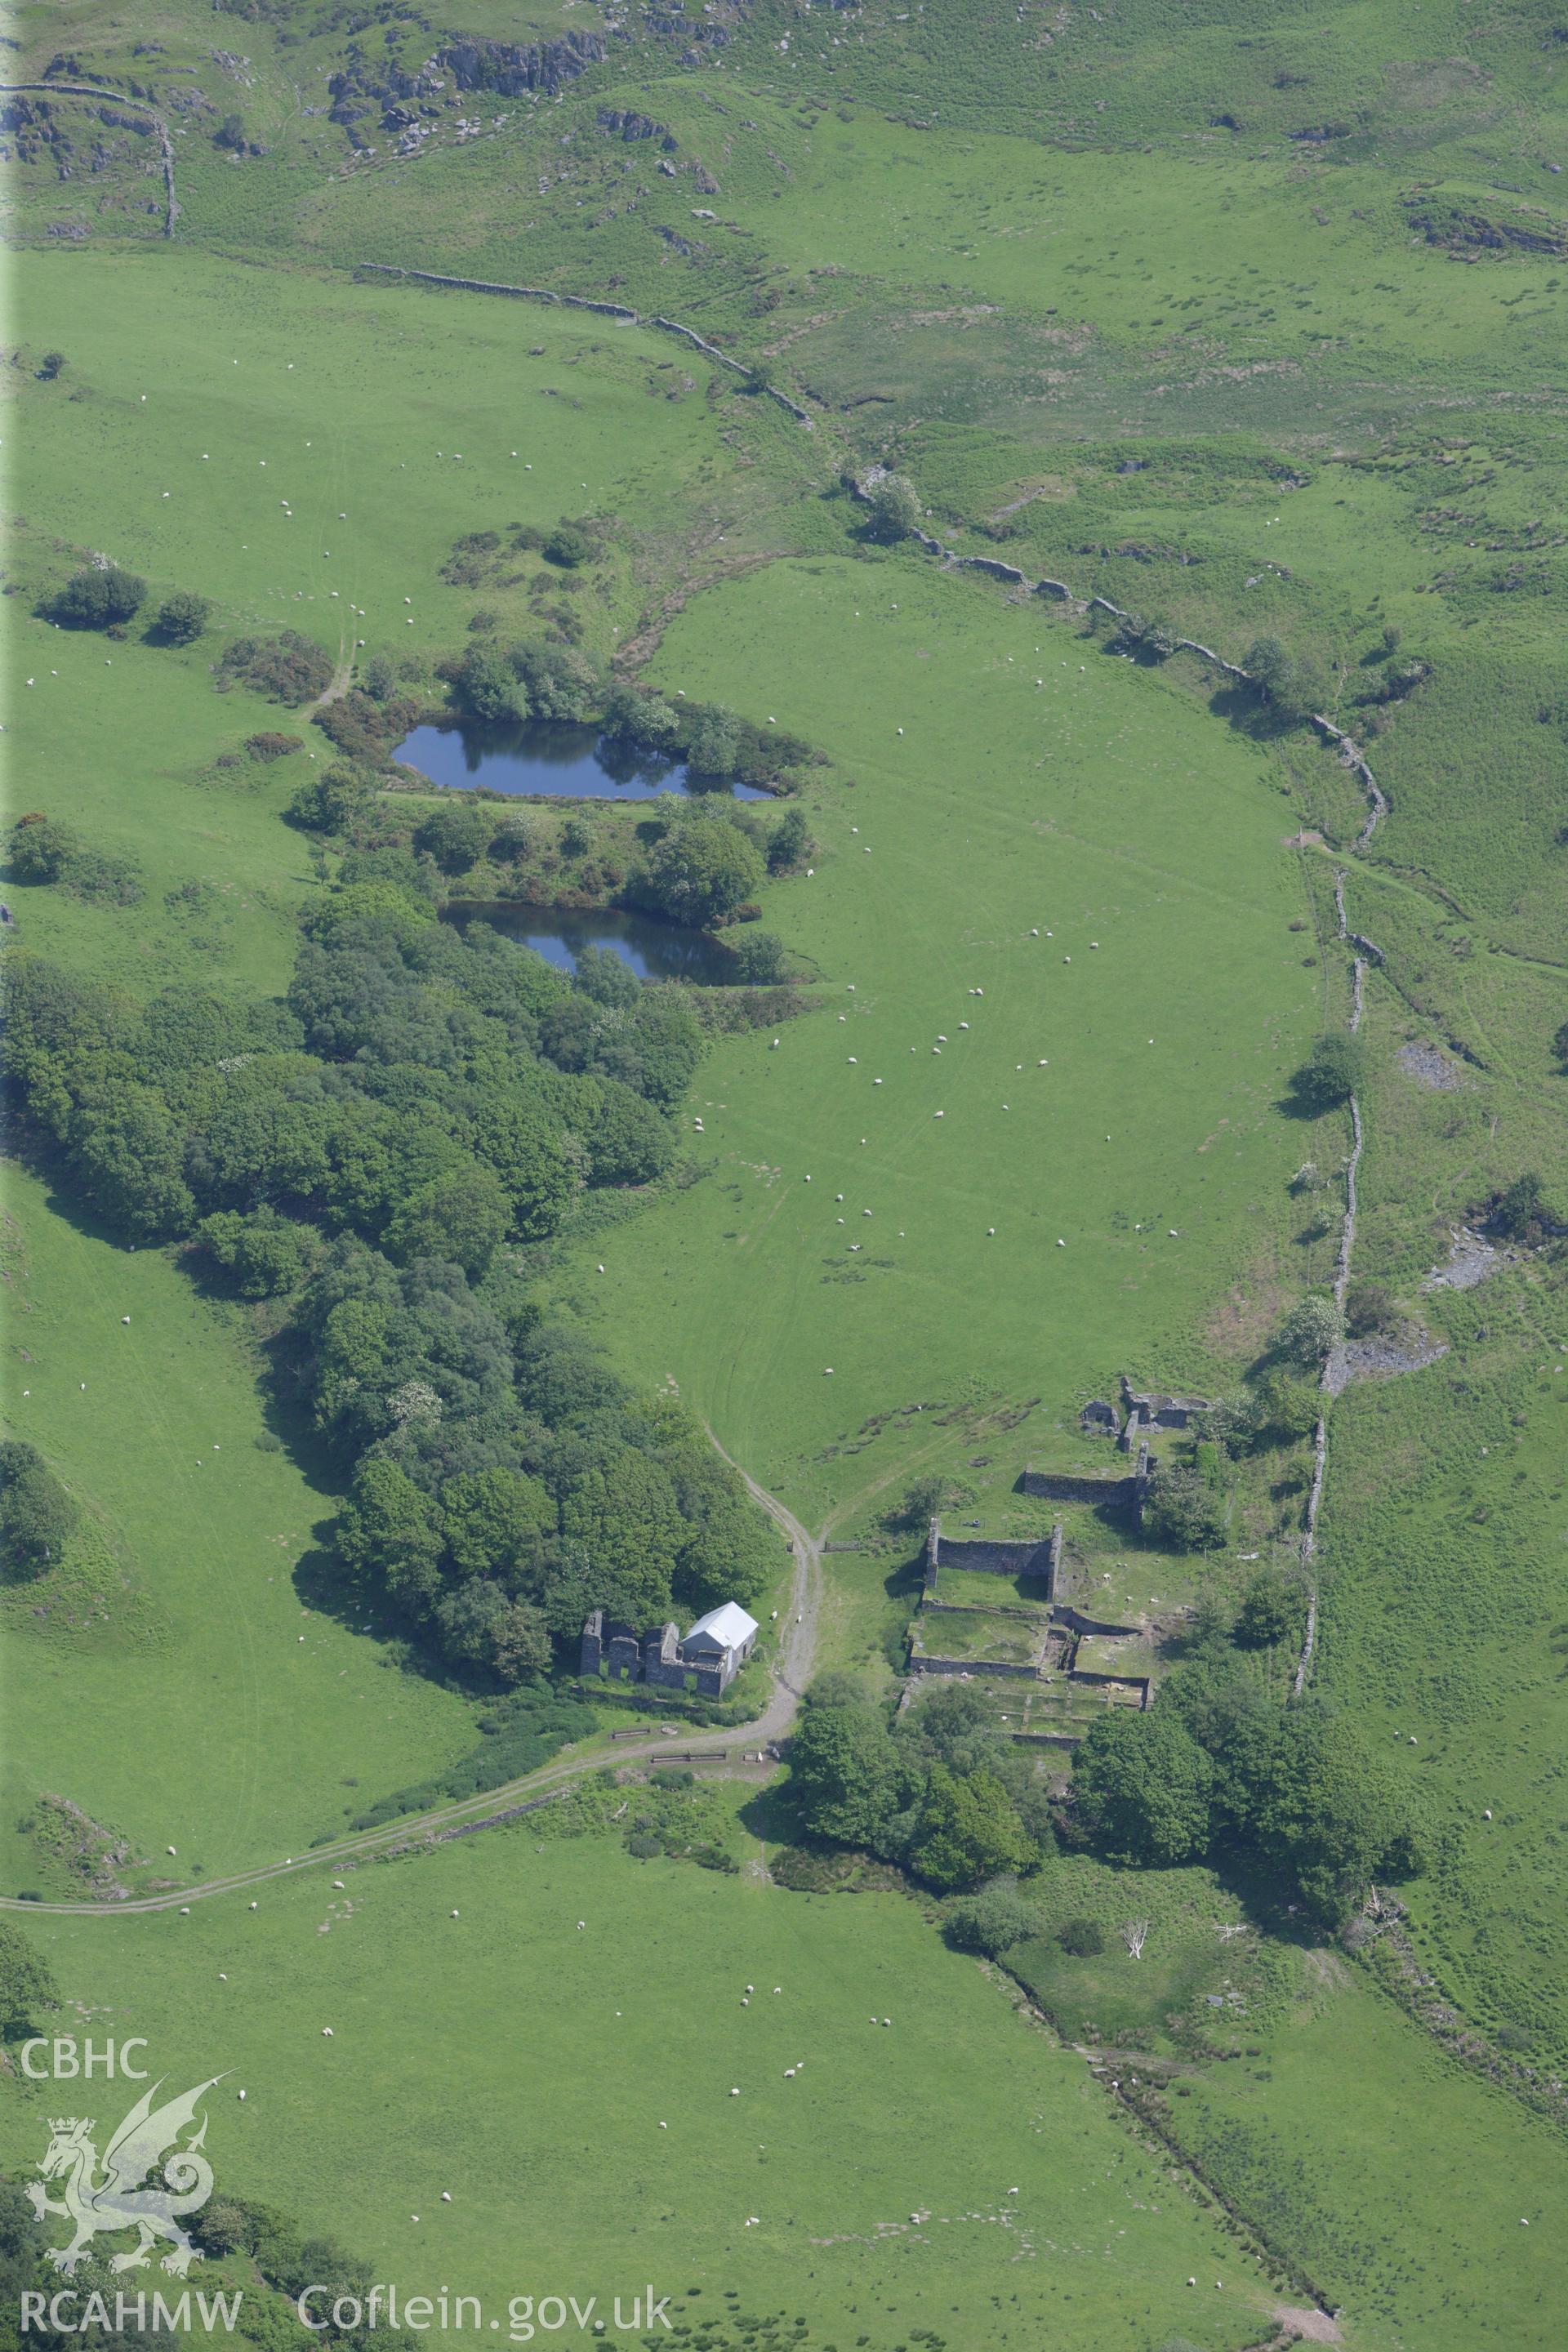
394,716,772,801
443,900,738,986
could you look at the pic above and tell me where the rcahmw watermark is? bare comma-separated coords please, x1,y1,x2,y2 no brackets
297,2287,673,2341
20,2290,243,2333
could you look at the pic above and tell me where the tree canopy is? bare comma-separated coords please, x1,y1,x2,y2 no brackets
1142,1462,1227,1552
155,590,211,644
791,1682,914,1848
1072,1706,1217,1864
1276,1293,1345,1367
1290,1031,1364,1111
49,566,145,628
1071,1677,1426,1923
0,1441,79,1580
1245,633,1323,723
786,1675,1050,1891
1,878,781,1685
864,472,922,540
906,1766,1034,1892
0,1921,60,2032
944,1877,1048,1958
639,813,765,929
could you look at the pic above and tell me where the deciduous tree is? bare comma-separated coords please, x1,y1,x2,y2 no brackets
791,1684,911,1849
50,566,146,628
381,1160,510,1279
0,1441,79,1579
1071,1706,1215,1864
155,590,211,645
906,1766,1032,1892
640,814,764,928
864,472,921,540
0,1922,60,2031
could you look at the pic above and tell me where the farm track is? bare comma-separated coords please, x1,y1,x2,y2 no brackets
310,635,354,710
0,1456,822,1921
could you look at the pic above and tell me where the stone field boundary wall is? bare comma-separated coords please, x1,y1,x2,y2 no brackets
353,263,815,424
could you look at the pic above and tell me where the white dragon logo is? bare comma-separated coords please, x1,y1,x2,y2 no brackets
27,2076,225,2277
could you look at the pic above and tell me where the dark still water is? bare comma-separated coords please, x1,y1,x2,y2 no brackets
394,716,771,801
443,900,738,985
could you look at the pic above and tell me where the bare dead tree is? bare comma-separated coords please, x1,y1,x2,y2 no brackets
1122,1918,1150,1961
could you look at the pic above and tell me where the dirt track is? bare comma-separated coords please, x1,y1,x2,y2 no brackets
0,1448,822,1920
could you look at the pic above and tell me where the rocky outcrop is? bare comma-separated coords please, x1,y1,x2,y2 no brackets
328,30,607,143
438,31,605,97
643,8,734,57
1405,195,1567,257
0,77,177,229
596,105,676,148
327,54,443,138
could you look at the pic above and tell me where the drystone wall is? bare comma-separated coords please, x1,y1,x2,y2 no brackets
353,265,814,424
926,1520,1058,1595
847,469,1388,848
910,1652,1042,1681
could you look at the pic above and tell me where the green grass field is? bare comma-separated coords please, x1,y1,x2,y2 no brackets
1178,1961,1568,2350
0,1160,477,1886
6,2,1568,2341
0,1803,1280,2352
580,555,1321,1523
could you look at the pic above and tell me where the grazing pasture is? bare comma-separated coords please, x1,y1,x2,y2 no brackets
588,554,1324,1520
0,1802,1276,2352
5,0,1568,2335
1177,1960,1568,2351
1316,1284,1568,2069
0,1162,477,1886
3,244,763,991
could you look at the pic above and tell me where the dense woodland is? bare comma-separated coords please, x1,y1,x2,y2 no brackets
2,880,780,1684
790,1601,1428,1931
2,587,822,1690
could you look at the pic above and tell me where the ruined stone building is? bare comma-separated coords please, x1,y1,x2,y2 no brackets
581,1599,759,1697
